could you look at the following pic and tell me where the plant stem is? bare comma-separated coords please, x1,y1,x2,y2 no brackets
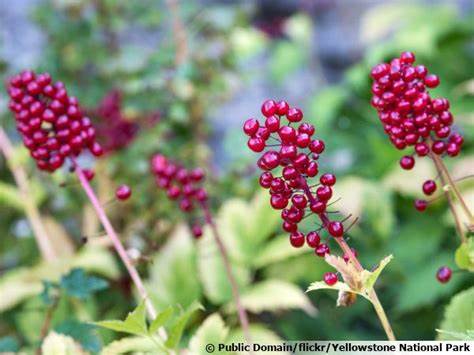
71,159,162,331
428,143,473,226
201,203,253,346
300,179,396,341
0,127,56,262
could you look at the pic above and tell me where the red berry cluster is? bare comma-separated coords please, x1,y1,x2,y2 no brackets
150,154,208,238
6,71,103,172
89,90,139,153
244,99,353,266
370,52,464,210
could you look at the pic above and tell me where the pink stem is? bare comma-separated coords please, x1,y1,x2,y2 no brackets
72,158,159,321
201,203,253,346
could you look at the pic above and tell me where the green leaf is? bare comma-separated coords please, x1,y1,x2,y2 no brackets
361,255,394,290
95,301,148,336
149,306,174,335
307,281,354,295
189,313,229,355
55,320,101,353
253,235,309,268
101,337,157,355
228,279,316,315
146,225,202,310
455,238,474,271
269,41,307,83
437,287,474,340
308,86,347,134
60,268,108,299
165,302,203,349
436,329,474,340
0,182,24,211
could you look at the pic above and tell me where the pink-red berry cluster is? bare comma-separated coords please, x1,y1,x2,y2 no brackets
7,71,103,172
244,100,353,271
370,52,464,210
89,90,139,153
150,154,208,238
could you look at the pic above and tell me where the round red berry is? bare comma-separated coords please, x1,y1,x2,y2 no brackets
327,221,344,237
290,232,305,248
323,272,338,286
436,266,452,283
116,184,132,200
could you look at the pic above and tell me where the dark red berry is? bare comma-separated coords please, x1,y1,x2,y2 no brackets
315,243,329,257
290,232,305,248
436,266,452,283
323,272,338,286
320,173,336,186
422,180,437,195
116,184,132,200
414,199,428,212
261,99,277,117
399,156,415,170
327,221,344,237
306,231,321,248
192,224,203,238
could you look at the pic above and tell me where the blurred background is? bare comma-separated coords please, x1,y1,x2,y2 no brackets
0,0,473,353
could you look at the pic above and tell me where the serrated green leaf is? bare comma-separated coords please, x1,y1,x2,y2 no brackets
146,225,202,310
189,314,228,355
60,268,108,299
253,234,309,268
437,287,474,340
455,238,474,271
361,255,393,290
149,306,174,335
228,279,316,315
95,301,148,336
165,302,203,349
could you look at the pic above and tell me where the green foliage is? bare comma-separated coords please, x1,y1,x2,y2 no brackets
60,268,108,300
437,287,474,340
455,238,474,271
0,336,19,353
55,320,102,353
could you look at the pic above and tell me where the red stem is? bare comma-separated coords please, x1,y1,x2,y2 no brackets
72,159,163,331
201,203,253,346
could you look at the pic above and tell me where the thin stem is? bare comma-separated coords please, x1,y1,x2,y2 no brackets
201,203,253,346
36,296,60,355
300,179,396,341
71,158,165,338
165,0,188,66
428,143,473,225
0,127,56,261
429,152,466,243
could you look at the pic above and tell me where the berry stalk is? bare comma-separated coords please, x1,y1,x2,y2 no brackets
0,127,56,261
72,158,160,325
201,203,253,346
300,178,396,341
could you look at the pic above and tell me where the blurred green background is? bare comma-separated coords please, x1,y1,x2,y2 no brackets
0,0,473,353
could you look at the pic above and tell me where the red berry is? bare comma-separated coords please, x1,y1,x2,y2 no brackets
414,199,427,212
83,169,95,181
425,74,440,88
316,186,332,201
436,266,452,283
248,137,265,152
327,221,344,237
192,224,203,238
286,107,303,122
320,173,336,186
116,184,132,200
306,231,321,248
243,118,259,136
422,180,437,195
323,272,338,286
278,126,296,144
270,194,289,210
275,100,289,115
399,156,415,170
315,243,330,257
257,151,280,171
309,139,325,154
310,201,326,214
289,232,305,248
259,172,273,188
265,115,280,132
261,99,277,117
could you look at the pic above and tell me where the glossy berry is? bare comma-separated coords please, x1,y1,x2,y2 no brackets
370,52,463,212
436,266,452,283
115,184,132,200
323,272,338,286
7,70,103,172
414,199,428,212
245,100,351,254
422,180,437,196
83,169,95,181
399,156,415,170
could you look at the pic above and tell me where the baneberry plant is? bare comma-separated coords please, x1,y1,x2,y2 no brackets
6,71,160,326
370,52,473,241
150,153,252,344
244,99,396,340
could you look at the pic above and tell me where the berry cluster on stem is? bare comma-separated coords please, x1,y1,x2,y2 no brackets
244,100,396,340
7,70,103,172
150,153,252,344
